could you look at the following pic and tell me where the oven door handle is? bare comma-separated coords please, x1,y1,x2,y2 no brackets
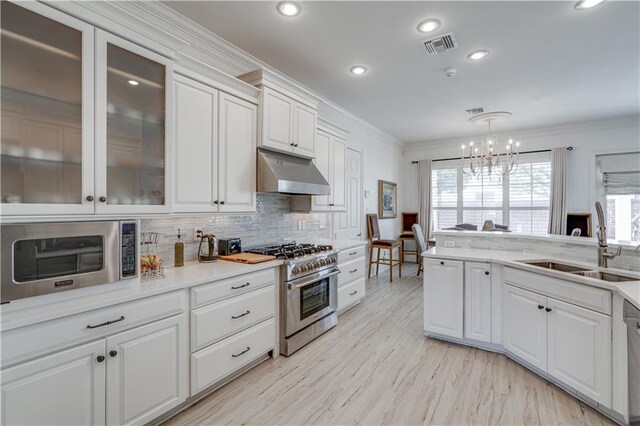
291,269,341,289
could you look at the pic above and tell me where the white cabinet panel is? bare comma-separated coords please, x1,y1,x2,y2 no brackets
503,284,548,371
173,75,218,212
331,136,347,209
338,277,366,313
292,103,316,156
262,88,293,151
547,298,611,406
218,92,257,213
106,314,188,426
1,340,106,426
464,262,492,343
312,130,331,210
423,259,464,338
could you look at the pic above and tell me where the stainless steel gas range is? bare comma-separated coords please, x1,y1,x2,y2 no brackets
246,242,339,356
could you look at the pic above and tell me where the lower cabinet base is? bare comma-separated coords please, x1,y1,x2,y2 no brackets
148,351,273,426
423,331,626,426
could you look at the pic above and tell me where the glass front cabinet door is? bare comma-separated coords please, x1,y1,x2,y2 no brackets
95,30,172,214
0,1,95,215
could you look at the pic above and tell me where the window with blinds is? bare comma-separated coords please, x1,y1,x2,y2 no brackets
430,153,552,234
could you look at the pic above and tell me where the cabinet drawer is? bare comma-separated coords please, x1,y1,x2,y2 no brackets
191,269,275,309
338,258,365,287
338,277,366,312
190,318,275,395
191,285,275,352
1,291,186,367
504,267,611,315
338,245,366,263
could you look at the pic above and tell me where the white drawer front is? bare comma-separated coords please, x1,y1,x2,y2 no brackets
338,277,366,312
1,291,186,367
191,269,275,309
338,245,366,264
338,258,366,287
191,285,275,352
504,267,611,315
190,318,275,395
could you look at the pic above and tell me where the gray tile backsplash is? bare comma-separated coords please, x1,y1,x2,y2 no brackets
141,193,331,265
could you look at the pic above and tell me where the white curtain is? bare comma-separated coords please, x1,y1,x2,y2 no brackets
549,147,567,235
418,160,433,240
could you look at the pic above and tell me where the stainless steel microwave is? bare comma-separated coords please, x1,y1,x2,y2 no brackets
1,221,138,303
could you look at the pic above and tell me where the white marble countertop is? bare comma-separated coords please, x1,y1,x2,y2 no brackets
1,259,283,331
314,239,368,251
423,247,640,310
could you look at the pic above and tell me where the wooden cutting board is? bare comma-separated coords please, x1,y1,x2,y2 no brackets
219,253,277,264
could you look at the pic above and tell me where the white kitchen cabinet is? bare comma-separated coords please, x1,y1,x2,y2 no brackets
312,128,347,211
337,245,366,314
464,262,492,343
292,102,316,156
173,74,257,214
262,88,294,152
547,298,611,406
218,92,257,212
1,1,95,216
503,284,548,371
1,340,106,426
106,314,188,426
423,258,464,338
173,75,218,213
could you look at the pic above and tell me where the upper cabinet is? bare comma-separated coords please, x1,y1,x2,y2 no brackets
238,69,318,158
0,1,173,217
95,30,172,214
173,73,257,214
312,126,347,212
0,1,95,216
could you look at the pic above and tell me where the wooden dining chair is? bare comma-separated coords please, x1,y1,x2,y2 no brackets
366,214,402,282
399,212,419,263
412,223,427,276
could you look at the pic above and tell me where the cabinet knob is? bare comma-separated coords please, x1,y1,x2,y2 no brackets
294,143,299,147
545,307,552,312
484,271,490,275
109,350,117,358
290,143,295,146
440,261,444,265
86,195,94,202
213,200,219,204
97,355,105,363
98,196,107,203
220,201,225,205
538,304,544,310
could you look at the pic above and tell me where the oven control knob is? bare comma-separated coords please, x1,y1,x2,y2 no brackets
292,266,300,275
314,261,321,269
308,262,316,271
319,259,326,266
299,265,307,273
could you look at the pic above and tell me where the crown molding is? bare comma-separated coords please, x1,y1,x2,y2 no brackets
403,115,640,152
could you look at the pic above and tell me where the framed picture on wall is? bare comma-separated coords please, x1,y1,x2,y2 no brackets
378,180,397,219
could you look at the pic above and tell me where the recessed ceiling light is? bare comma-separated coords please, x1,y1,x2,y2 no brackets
350,65,367,75
467,50,489,61
127,80,139,86
417,18,441,33
277,1,301,17
575,0,605,9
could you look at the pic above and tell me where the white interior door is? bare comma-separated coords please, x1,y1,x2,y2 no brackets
106,314,188,426
1,340,106,426
335,148,362,240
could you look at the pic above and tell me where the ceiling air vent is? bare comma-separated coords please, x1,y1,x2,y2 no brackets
465,107,485,115
421,32,458,55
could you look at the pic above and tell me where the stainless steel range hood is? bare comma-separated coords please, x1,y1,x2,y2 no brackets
257,147,330,195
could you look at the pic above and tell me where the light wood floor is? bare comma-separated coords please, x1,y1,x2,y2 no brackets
165,264,613,426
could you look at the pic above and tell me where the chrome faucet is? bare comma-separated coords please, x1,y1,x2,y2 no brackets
595,201,622,268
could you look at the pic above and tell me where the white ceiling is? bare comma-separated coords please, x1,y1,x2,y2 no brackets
163,1,640,144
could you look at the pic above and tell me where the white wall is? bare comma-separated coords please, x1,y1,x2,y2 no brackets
402,116,640,223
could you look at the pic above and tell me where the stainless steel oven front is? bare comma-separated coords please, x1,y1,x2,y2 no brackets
284,268,338,338
1,221,138,303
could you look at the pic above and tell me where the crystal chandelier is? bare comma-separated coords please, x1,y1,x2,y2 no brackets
461,111,520,177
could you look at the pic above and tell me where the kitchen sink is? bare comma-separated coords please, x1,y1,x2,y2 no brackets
572,271,638,282
521,260,591,273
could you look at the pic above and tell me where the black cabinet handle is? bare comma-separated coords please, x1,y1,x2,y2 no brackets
86,195,94,202
349,269,358,273
98,196,107,203
109,350,117,358
231,310,250,319
545,307,552,312
87,316,125,329
349,290,358,296
232,346,251,358
357,233,362,237
485,271,490,275
538,304,544,310
349,251,358,255
231,283,250,290
97,355,105,363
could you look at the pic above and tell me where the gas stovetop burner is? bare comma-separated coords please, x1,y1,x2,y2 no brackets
245,242,334,260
